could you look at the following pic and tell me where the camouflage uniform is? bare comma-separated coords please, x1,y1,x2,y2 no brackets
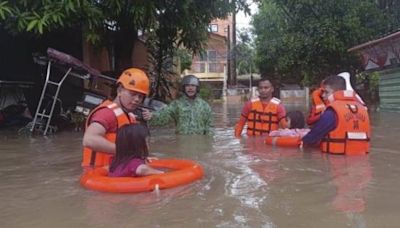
150,96,213,135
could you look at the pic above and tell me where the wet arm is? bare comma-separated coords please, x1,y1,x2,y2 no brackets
234,115,247,137
149,102,176,126
235,102,251,137
82,122,116,154
302,109,337,145
277,104,288,128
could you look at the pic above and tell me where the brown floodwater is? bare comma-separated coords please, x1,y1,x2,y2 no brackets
1,102,400,228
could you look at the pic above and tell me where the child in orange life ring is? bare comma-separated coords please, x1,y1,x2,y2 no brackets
269,111,310,138
109,124,164,177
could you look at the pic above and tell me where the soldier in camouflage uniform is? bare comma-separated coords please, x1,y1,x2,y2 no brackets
150,75,213,135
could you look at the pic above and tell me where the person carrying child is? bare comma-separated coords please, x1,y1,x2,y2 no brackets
109,124,164,177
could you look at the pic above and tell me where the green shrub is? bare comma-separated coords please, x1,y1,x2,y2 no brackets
199,84,214,101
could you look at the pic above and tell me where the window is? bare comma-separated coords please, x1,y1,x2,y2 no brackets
199,63,205,73
208,50,217,62
208,24,218,32
208,50,219,72
209,63,219,72
199,52,207,61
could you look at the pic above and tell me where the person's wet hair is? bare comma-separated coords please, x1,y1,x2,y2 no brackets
109,124,149,172
287,111,305,129
258,78,272,86
322,75,346,91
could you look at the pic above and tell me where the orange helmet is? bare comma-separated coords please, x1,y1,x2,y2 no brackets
117,68,150,95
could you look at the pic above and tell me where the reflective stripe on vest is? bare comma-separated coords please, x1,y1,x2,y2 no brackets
82,100,136,167
246,97,281,136
320,91,370,155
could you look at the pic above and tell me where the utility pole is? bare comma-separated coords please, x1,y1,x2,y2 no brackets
226,25,231,86
230,2,237,86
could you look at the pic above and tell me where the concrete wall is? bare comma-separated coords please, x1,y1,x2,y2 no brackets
280,89,307,104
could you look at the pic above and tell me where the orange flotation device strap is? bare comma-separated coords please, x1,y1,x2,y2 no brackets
307,88,326,126
80,159,204,193
264,135,301,147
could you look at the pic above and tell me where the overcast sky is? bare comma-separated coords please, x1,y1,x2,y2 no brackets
236,1,258,31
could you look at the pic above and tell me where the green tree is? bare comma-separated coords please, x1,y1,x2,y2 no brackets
252,0,397,85
0,0,248,69
0,0,249,100
377,0,400,31
236,28,257,75
176,49,192,73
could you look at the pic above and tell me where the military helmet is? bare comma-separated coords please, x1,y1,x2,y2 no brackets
182,75,200,87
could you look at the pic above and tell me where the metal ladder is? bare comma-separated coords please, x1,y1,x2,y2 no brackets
30,61,72,135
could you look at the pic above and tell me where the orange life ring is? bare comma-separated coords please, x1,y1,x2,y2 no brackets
80,159,204,193
264,135,301,147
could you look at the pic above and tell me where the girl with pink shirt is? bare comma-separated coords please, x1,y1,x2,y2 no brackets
109,124,163,177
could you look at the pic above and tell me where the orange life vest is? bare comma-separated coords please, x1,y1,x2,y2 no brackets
307,88,327,126
320,91,370,155
246,97,285,136
82,100,136,167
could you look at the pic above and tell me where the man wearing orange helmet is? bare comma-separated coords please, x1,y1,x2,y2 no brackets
82,68,152,168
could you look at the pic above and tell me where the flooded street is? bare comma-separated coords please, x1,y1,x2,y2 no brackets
1,102,400,228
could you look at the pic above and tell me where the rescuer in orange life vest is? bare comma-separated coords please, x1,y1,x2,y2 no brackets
235,78,288,137
306,72,366,126
82,68,153,168
302,75,370,155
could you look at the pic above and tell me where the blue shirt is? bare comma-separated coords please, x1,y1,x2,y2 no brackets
302,109,337,145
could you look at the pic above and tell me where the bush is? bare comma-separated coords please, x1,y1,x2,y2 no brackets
199,84,214,101
356,72,380,104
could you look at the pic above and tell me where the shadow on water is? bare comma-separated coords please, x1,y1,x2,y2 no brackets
1,104,400,227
